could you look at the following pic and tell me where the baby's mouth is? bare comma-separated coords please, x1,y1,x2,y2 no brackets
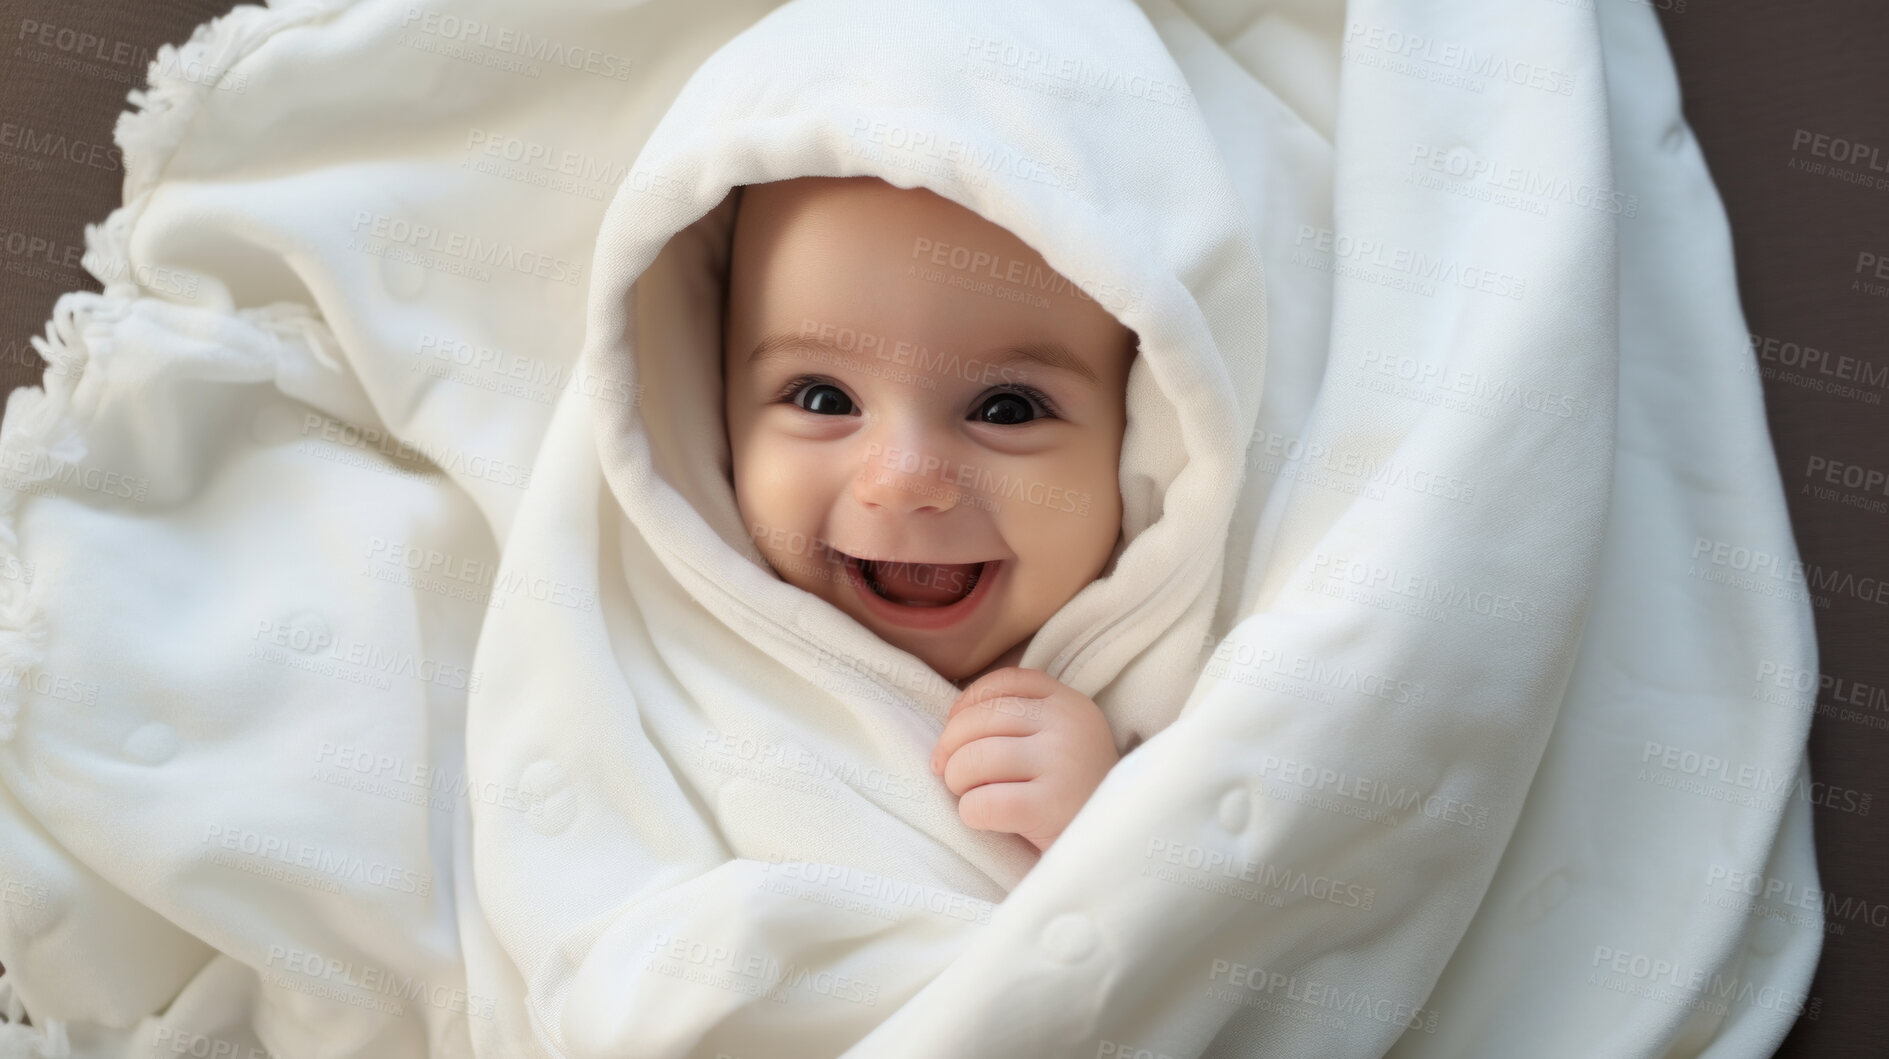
843,554,989,607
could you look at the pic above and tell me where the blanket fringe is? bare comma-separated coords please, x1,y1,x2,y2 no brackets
0,293,337,744
0,969,71,1059
0,0,353,1036
3,0,356,743
87,0,355,293
0,293,126,743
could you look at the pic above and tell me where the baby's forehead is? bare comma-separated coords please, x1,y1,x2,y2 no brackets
745,320,1114,390
726,177,1136,382
736,175,988,245
733,178,1102,309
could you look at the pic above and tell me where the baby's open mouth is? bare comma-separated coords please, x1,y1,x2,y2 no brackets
843,554,989,607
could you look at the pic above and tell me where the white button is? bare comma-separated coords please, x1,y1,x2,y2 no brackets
1515,867,1571,926
1041,912,1097,964
285,611,333,655
520,758,577,835
123,722,179,765
4,875,67,939
379,247,428,300
1218,788,1250,832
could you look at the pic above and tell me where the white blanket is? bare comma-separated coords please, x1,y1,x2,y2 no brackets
0,0,1823,1057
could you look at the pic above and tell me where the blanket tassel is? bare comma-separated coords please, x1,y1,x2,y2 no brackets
0,969,71,1059
0,293,126,743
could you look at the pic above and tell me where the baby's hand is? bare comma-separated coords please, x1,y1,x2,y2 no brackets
930,666,1120,853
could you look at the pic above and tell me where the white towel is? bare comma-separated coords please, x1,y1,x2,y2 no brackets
0,0,1821,1057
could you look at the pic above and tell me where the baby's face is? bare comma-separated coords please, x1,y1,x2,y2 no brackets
723,176,1134,685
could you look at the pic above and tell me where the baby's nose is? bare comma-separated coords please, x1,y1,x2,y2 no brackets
853,441,962,515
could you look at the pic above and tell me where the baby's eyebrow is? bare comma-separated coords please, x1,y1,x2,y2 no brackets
747,329,1099,385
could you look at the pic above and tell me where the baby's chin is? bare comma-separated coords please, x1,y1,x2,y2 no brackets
945,638,1030,688
855,615,987,682
862,607,1035,688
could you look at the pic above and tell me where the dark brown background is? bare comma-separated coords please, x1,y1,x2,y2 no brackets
1658,3,1889,1056
0,1,1881,1055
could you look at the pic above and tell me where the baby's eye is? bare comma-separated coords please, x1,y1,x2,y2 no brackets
971,387,1056,425
787,381,857,416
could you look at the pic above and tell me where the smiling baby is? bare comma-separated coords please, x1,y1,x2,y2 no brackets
721,175,1135,852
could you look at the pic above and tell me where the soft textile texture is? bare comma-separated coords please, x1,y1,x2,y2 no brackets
0,1,1822,1057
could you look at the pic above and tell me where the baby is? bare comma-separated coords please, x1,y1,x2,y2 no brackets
721,176,1136,852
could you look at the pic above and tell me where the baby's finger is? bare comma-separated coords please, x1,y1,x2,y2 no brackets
947,665,1063,722
956,779,1051,841
940,735,1040,796
931,698,1044,774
